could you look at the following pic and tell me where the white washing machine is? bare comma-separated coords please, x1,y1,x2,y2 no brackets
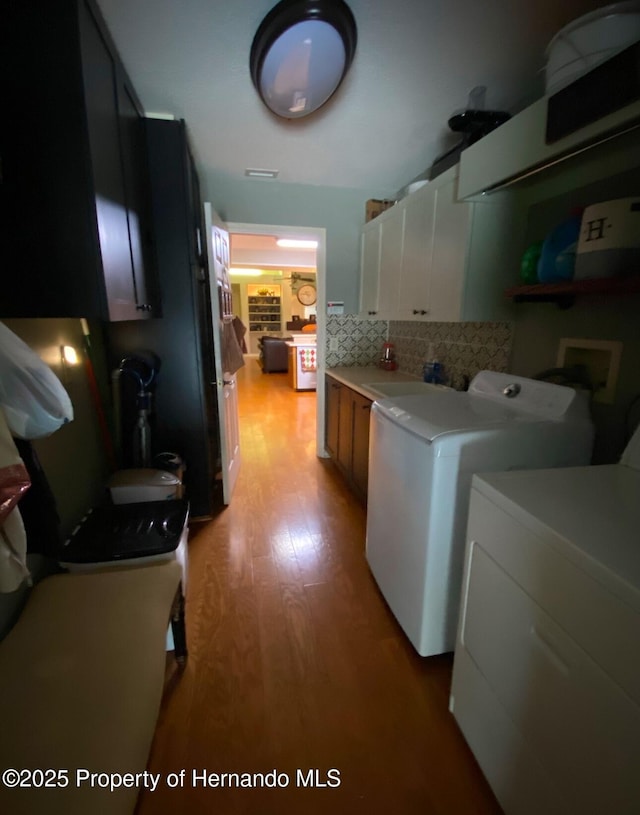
365,370,594,657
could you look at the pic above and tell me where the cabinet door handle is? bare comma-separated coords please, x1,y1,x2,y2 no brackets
136,303,153,312
412,309,428,315
368,310,378,316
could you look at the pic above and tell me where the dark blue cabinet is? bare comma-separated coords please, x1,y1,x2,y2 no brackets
0,0,159,320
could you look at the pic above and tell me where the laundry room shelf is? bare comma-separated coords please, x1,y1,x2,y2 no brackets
505,275,640,308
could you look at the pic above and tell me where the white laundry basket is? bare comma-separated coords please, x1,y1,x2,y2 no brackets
545,1,640,94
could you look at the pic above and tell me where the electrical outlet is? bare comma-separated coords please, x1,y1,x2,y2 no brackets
329,337,339,352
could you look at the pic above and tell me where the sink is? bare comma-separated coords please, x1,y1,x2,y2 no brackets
363,381,451,398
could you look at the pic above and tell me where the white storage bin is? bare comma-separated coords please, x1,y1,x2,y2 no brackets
545,1,640,94
575,196,640,279
108,468,181,504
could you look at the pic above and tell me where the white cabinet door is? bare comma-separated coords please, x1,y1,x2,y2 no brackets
429,172,472,321
377,204,404,318
359,222,381,318
397,186,435,319
396,167,471,323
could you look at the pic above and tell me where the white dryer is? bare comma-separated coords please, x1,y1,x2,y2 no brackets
365,371,594,657
450,423,640,814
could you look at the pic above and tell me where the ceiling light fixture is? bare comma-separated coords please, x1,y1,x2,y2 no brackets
230,268,285,277
250,0,357,119
276,238,318,249
229,268,265,277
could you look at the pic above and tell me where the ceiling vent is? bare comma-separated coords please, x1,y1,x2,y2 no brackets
244,168,280,179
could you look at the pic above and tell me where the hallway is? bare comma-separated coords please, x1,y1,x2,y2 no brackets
138,361,501,814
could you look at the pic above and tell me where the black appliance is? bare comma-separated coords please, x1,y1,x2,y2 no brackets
546,40,640,144
60,499,190,564
430,90,510,180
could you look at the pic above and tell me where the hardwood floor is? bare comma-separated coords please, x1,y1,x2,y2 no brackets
137,360,502,815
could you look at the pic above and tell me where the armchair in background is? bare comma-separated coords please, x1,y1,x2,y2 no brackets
258,335,290,373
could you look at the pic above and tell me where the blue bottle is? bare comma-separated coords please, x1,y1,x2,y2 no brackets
536,209,583,283
423,360,443,384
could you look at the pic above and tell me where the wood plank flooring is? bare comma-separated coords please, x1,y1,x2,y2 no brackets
137,361,502,815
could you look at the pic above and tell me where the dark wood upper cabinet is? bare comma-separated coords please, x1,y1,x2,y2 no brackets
0,0,159,320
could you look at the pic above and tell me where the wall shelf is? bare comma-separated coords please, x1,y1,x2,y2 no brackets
505,275,640,308
247,285,282,333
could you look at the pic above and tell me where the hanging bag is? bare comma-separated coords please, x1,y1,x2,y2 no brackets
0,321,73,439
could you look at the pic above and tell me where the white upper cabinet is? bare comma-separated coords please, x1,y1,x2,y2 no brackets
359,219,382,317
359,199,404,319
396,184,435,319
458,96,640,200
377,204,404,317
359,165,515,323
428,171,472,321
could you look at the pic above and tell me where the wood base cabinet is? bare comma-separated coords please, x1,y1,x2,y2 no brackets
351,390,373,499
1,0,159,320
325,374,372,502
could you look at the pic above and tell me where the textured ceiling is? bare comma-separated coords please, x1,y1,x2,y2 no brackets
97,0,603,195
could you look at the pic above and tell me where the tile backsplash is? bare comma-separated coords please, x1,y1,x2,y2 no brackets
325,315,388,367
326,316,513,389
389,321,513,388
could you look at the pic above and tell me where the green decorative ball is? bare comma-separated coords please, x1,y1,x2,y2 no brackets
520,241,544,284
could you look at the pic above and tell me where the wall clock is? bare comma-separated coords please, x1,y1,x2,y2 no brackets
296,283,317,305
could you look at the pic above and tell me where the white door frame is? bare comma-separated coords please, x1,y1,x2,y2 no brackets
203,203,242,503
226,221,328,459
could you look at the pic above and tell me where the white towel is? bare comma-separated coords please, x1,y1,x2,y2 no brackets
299,348,317,372
0,408,31,592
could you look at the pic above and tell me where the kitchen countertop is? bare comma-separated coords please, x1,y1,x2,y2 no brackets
325,366,422,400
286,337,317,347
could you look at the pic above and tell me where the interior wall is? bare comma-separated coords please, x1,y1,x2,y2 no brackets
510,298,640,465
203,173,382,314
2,318,112,538
508,154,640,464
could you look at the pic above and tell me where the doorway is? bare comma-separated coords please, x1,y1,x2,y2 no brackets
226,222,327,458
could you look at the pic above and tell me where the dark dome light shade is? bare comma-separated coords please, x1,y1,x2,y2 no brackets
250,0,357,119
